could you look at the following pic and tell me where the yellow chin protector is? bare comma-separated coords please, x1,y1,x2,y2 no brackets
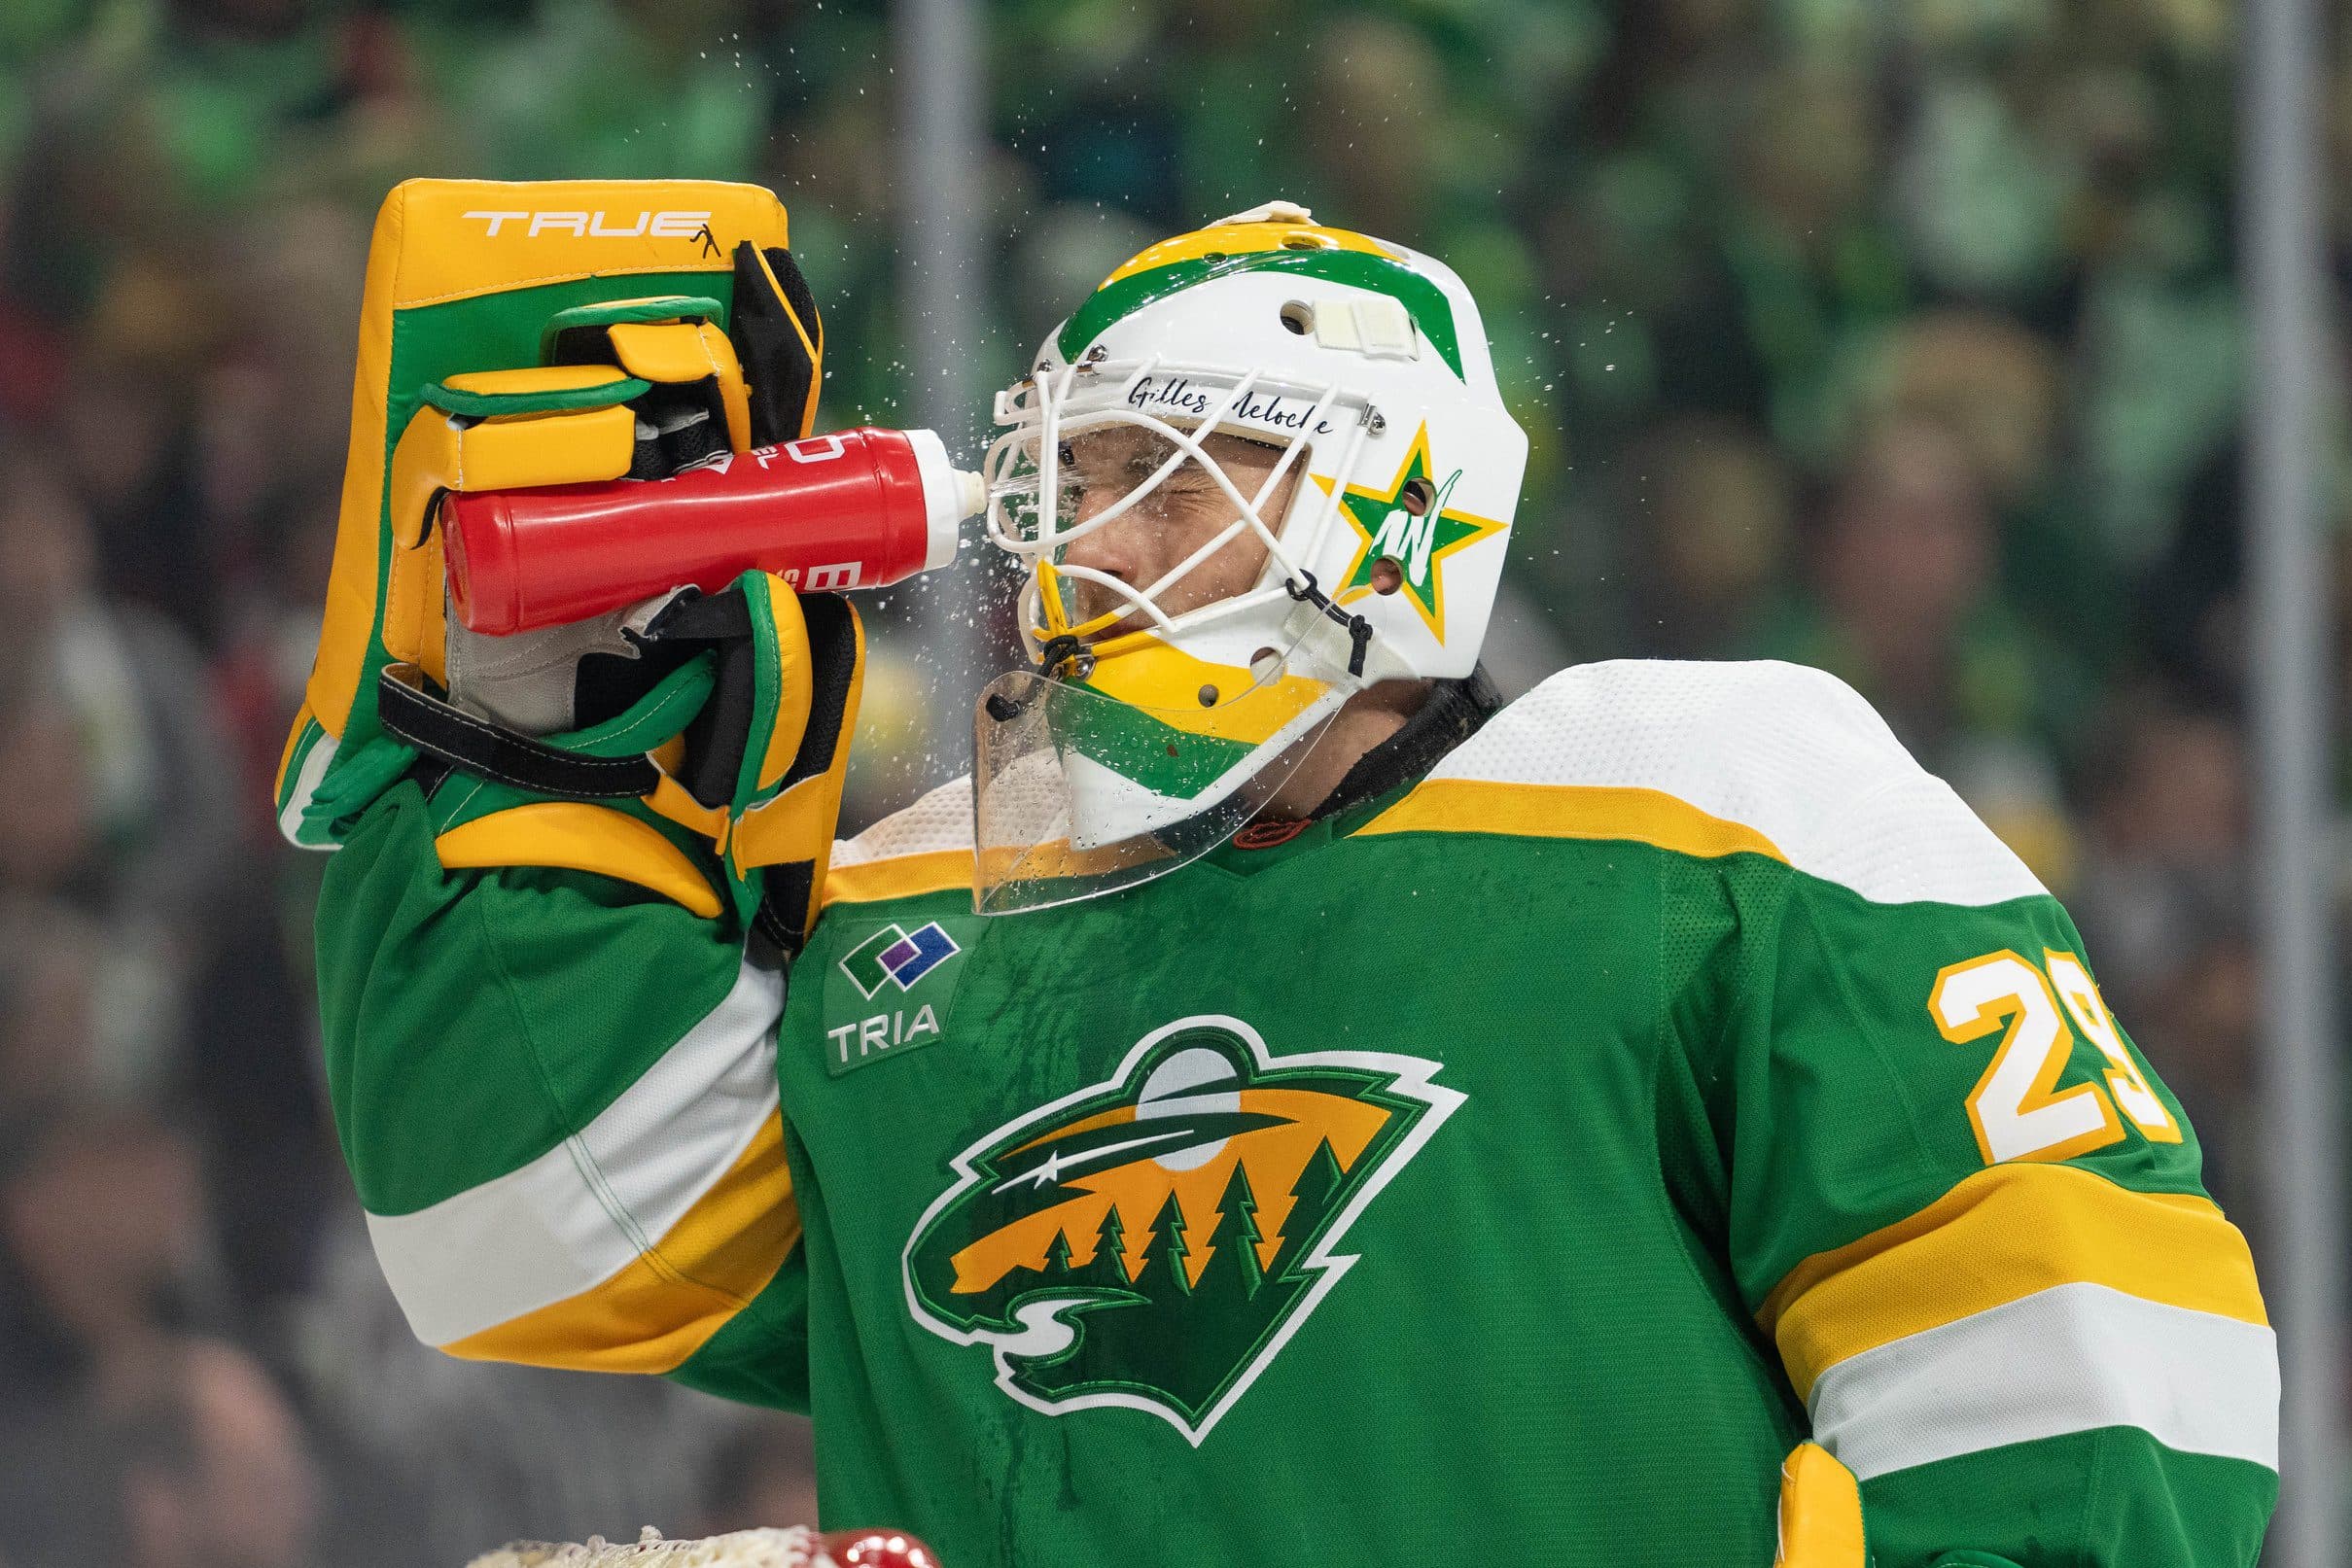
276,177,804,850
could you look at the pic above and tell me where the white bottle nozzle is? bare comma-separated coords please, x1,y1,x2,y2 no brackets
902,428,981,573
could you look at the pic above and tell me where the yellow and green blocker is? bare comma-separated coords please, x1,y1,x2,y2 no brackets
279,178,857,949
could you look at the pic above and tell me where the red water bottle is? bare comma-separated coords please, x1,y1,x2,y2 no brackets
443,426,984,636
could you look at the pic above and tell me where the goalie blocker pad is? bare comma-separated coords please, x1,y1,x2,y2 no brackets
379,575,865,954
277,177,824,851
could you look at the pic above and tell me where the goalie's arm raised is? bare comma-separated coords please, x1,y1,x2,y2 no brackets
293,180,850,1412
316,772,819,1411
310,552,859,1415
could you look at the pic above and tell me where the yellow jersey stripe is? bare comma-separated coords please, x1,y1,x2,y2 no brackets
1762,1164,2265,1402
822,849,974,910
436,803,721,918
439,1109,800,1374
1354,780,1788,863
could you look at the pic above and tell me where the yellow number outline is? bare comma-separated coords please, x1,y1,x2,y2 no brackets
2042,948,2182,1144
1928,949,2124,1166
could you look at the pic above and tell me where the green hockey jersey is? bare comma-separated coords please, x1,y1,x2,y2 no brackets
313,659,2276,1567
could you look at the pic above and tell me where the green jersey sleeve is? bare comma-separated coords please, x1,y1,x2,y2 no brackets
1644,663,2275,1566
313,780,811,1411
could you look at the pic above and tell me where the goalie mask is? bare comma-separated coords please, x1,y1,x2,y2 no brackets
974,201,1529,913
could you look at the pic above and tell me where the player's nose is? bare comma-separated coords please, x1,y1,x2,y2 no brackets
1060,506,1142,588
1059,505,1157,628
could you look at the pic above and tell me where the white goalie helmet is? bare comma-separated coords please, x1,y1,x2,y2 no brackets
974,201,1529,912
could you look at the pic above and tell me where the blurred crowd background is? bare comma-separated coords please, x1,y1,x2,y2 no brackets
0,0,2345,1561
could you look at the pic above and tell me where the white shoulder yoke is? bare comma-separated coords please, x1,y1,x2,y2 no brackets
822,775,977,912
1413,659,2045,907
831,774,975,868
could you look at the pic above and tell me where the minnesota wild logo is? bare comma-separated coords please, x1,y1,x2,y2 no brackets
901,1015,1461,1444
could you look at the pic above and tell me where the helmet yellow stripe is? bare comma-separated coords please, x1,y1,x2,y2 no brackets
1105,222,1399,285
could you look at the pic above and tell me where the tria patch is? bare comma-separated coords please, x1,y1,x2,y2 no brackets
900,1014,1462,1443
839,920,961,997
822,917,977,1077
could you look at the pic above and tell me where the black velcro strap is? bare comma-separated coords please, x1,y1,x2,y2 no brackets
642,588,753,643
752,594,860,956
377,666,659,800
781,594,860,791
729,242,823,447
640,588,758,809
755,889,806,957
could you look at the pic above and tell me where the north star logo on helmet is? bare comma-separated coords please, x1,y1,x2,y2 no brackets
902,1015,1462,1443
1320,421,1507,641
458,209,714,238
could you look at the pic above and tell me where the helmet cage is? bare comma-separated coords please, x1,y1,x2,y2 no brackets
983,353,1381,672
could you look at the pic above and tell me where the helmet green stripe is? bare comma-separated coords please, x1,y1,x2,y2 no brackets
1058,249,1465,379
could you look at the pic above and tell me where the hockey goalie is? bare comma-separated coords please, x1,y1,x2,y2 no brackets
288,181,2277,1566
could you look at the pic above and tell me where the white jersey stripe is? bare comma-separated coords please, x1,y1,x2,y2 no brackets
1808,1280,2280,1481
1421,659,2046,907
365,955,786,1345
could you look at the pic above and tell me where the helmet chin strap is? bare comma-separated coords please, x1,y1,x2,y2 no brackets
1283,571,1376,679
1033,631,1092,679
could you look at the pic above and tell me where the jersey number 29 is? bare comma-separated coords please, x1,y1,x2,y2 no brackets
1929,949,2182,1165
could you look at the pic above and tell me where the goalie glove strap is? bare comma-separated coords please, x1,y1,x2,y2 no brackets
379,585,765,804
377,664,661,800
380,577,861,961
